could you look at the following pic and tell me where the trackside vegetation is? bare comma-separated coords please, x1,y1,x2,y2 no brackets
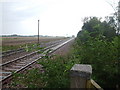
8,17,119,89
9,54,80,88
8,16,119,89
76,16,120,88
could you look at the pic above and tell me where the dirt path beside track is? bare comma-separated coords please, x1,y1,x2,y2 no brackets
52,38,75,56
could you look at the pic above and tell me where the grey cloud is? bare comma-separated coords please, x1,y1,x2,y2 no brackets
2,2,47,22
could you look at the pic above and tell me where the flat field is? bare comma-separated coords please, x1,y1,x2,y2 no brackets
1,36,66,51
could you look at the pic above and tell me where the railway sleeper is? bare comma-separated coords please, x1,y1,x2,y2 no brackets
11,66,22,68
0,72,11,74
15,64,26,66
0,76,7,80
0,72,12,76
3,68,19,71
18,62,27,64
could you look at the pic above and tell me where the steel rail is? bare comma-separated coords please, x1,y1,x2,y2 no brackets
0,48,25,58
1,38,74,86
1,39,67,58
1,40,62,67
1,42,60,85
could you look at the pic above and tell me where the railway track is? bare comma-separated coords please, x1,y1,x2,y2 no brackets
1,39,68,64
0,48,25,58
0,38,74,86
1,39,66,59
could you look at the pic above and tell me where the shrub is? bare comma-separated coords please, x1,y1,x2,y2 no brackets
75,35,120,88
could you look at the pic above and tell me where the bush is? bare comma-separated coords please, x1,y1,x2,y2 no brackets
38,55,79,88
75,35,120,88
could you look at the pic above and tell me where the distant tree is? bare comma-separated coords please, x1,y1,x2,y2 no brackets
106,0,120,34
78,17,116,40
11,34,18,37
81,17,102,37
101,20,116,38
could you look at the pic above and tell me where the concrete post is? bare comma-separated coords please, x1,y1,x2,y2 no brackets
70,64,92,89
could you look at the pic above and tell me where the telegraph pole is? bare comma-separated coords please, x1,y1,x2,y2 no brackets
38,20,40,44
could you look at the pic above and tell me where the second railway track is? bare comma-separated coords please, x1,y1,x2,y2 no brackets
0,38,74,86
1,39,67,64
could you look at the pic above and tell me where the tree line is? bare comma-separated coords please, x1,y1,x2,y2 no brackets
75,1,120,89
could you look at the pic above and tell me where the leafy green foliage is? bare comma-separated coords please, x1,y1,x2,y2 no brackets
75,35,120,88
38,55,79,88
25,43,44,52
10,69,45,88
2,45,23,52
76,16,120,88
78,17,116,39
10,51,80,88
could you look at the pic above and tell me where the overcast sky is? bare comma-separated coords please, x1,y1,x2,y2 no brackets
0,0,119,36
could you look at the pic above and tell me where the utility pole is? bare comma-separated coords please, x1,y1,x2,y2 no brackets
38,20,40,44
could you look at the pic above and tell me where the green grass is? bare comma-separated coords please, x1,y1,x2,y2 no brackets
0,46,2,52
2,45,23,52
2,43,42,52
2,37,19,40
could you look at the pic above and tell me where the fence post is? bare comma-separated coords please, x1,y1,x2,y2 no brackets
70,64,92,89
